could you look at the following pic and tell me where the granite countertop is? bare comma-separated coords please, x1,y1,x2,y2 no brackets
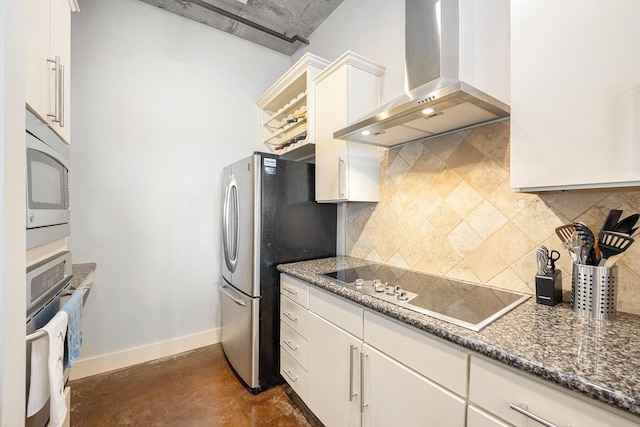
277,256,640,418
70,263,97,302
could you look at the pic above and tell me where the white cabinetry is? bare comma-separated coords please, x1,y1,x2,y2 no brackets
307,312,362,427
279,274,310,400
256,53,329,161
280,273,469,427
466,405,511,427
469,355,640,427
26,0,78,144
362,344,465,427
314,52,384,202
510,1,640,191
362,310,467,427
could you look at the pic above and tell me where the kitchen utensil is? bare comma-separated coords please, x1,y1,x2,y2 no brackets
571,230,585,264
536,246,548,276
555,224,578,261
546,249,560,273
600,209,623,233
597,231,634,266
574,222,596,264
612,213,640,235
555,224,575,244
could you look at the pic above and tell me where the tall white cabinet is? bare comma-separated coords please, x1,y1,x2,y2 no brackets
26,0,78,144
314,52,384,203
510,1,640,191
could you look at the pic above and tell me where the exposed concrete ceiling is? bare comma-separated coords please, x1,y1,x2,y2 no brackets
137,0,344,55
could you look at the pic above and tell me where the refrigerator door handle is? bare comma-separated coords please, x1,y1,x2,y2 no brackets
221,284,247,307
223,174,239,272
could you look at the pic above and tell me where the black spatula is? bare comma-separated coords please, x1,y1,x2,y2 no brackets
613,213,640,235
598,231,634,266
601,209,623,233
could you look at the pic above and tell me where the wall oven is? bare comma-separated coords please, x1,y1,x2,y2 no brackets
26,251,73,427
26,109,70,249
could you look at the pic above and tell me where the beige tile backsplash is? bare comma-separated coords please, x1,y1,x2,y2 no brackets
345,120,640,315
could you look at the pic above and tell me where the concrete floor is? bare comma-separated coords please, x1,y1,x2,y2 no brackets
69,344,313,426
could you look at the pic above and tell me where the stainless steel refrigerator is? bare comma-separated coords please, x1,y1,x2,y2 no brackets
221,153,336,393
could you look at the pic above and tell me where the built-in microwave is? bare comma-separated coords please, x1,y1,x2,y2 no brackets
26,109,70,249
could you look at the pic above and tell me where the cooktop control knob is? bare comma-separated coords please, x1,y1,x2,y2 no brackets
355,278,365,287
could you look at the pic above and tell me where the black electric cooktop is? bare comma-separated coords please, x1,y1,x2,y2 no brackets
321,264,529,331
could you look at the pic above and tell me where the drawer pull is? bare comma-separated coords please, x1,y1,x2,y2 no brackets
283,368,298,382
284,339,298,351
509,403,566,427
283,287,298,295
283,312,298,322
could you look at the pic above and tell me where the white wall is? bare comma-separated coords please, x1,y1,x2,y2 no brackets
292,0,406,106
0,0,26,424
70,0,289,375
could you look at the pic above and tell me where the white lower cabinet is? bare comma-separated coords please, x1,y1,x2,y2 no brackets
279,275,311,401
469,355,640,427
304,281,466,427
281,347,308,401
362,343,466,427
307,312,362,427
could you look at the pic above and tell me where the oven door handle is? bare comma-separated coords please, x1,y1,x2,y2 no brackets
26,329,48,343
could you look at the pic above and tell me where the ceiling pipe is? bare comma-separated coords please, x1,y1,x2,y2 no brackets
177,0,310,45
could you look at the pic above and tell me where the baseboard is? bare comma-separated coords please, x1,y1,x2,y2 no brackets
69,328,221,380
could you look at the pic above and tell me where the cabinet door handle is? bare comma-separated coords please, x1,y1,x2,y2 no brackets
59,63,64,128
284,339,298,352
283,368,298,382
349,344,358,402
337,156,346,198
283,312,298,322
283,287,298,295
509,403,566,427
47,56,61,124
360,350,368,413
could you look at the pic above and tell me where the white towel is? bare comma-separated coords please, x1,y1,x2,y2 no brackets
27,311,68,427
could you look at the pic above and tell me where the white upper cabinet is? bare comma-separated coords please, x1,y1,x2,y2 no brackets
256,53,330,161
26,0,78,144
510,1,640,191
314,52,384,203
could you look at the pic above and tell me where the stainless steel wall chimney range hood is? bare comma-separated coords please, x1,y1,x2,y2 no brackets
333,0,510,148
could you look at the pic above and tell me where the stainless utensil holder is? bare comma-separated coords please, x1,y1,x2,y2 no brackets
571,263,618,320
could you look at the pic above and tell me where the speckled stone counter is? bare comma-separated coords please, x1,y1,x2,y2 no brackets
70,263,96,302
277,256,640,419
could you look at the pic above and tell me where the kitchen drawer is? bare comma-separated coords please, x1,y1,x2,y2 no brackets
363,310,468,397
280,273,309,308
281,294,309,338
469,355,640,427
281,347,308,401
280,321,308,370
309,286,363,339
